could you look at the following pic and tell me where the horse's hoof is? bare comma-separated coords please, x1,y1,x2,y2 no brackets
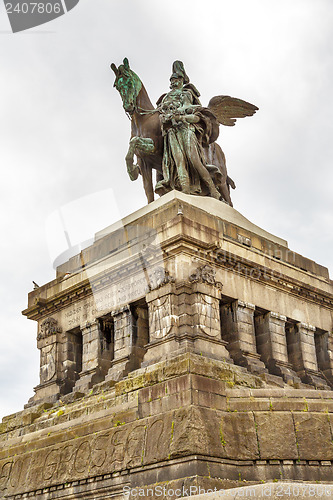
211,188,221,200
155,180,170,196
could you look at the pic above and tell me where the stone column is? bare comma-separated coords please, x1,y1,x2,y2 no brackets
286,323,329,389
74,319,113,392
315,330,333,385
220,300,267,374
105,305,147,382
254,312,300,385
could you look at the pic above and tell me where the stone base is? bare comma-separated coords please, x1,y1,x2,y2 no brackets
297,369,330,390
231,351,267,375
142,334,232,368
14,191,333,498
2,353,333,499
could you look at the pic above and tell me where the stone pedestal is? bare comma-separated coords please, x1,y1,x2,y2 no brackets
11,191,332,498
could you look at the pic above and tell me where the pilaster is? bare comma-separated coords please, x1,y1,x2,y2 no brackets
254,312,301,385
220,300,267,374
105,304,148,382
286,322,329,389
73,319,113,392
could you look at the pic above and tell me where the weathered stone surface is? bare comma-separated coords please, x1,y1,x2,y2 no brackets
2,365,333,497
293,412,333,460
219,412,259,460
255,412,298,459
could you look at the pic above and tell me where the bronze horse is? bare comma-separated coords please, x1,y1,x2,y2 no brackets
111,58,258,206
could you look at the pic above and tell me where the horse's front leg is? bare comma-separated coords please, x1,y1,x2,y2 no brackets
125,136,155,181
137,158,154,203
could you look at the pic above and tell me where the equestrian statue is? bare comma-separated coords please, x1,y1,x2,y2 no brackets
111,58,258,206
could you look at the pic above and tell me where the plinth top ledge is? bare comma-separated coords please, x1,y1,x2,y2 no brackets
95,191,288,248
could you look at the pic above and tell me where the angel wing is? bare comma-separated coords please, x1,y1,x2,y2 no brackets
208,95,258,127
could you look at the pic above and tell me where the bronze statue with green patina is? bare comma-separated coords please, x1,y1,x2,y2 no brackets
111,58,258,206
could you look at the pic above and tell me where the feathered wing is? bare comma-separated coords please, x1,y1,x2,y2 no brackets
208,95,258,127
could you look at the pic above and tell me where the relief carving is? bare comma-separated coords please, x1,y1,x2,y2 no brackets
38,317,62,341
189,265,222,289
40,344,56,383
43,450,58,481
148,266,174,291
0,417,172,496
0,461,12,491
74,441,91,474
110,427,127,471
149,295,177,340
124,424,147,468
194,294,220,337
90,435,108,469
144,419,166,462
57,445,74,482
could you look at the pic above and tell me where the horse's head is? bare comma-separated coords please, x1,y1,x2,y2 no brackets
111,58,142,115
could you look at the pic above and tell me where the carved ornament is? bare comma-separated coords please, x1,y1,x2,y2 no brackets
189,265,222,290
148,267,174,291
37,317,62,341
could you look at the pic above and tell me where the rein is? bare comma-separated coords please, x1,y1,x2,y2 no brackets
135,105,159,116
125,106,158,121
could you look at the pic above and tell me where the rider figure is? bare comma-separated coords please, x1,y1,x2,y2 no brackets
155,61,221,200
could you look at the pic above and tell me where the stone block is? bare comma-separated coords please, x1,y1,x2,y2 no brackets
228,398,271,412
254,412,298,459
190,374,226,396
219,412,259,460
293,412,333,460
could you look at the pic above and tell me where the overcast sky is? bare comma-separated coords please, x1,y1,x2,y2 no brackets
0,0,332,420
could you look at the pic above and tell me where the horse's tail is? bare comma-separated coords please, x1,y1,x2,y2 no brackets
227,176,236,190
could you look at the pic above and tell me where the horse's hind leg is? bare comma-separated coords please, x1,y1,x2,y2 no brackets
210,143,234,207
